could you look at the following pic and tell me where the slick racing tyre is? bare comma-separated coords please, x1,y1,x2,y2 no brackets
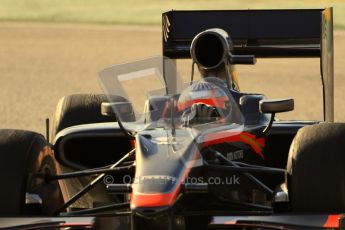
0,129,63,216
286,123,345,212
51,94,127,139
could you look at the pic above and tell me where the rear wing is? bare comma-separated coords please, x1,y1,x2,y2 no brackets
162,8,334,122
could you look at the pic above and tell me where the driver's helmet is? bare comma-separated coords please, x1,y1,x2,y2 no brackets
177,78,232,122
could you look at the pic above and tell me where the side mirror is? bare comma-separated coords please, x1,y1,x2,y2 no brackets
259,98,294,137
101,102,133,117
259,98,294,114
101,102,115,117
101,102,135,138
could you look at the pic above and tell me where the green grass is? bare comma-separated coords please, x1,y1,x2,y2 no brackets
0,0,345,28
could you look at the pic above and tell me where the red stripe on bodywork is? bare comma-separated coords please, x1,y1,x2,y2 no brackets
130,140,136,148
62,222,93,227
178,97,228,111
203,131,265,159
323,214,340,228
224,220,236,224
131,145,200,208
131,190,181,208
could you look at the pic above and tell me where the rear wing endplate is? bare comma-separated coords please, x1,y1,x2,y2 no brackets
162,8,334,121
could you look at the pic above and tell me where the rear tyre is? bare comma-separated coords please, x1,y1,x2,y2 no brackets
0,129,63,216
51,94,127,139
51,94,132,215
286,123,345,212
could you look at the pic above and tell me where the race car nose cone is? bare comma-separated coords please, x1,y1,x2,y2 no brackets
132,205,170,219
131,207,180,229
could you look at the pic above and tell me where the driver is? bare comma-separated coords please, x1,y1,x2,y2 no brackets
177,78,232,126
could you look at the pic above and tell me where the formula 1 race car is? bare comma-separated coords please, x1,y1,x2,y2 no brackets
0,7,341,230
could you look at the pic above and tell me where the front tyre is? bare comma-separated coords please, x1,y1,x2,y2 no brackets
0,129,63,216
